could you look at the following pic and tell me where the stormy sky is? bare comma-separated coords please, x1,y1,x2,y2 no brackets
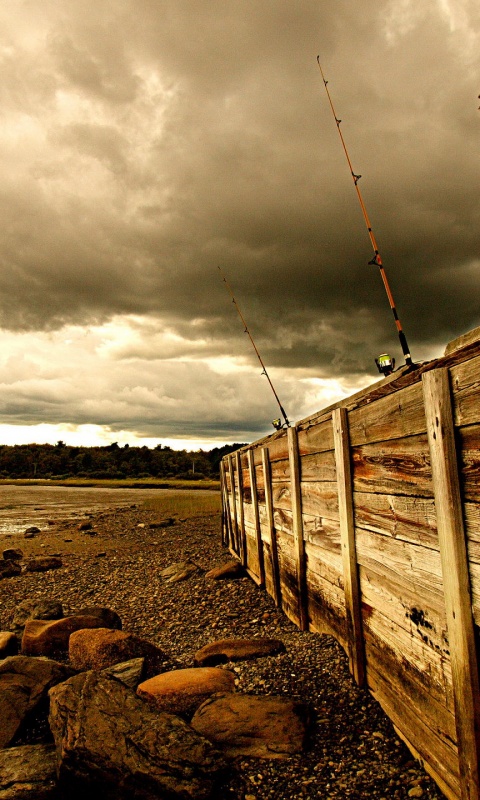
0,1,478,448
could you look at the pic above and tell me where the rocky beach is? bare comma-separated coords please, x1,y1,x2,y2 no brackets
0,492,445,799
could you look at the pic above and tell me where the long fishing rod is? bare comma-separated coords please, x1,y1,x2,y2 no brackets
316,56,414,370
218,266,290,429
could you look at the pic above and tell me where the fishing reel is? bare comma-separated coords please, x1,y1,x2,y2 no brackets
272,418,290,431
375,353,395,376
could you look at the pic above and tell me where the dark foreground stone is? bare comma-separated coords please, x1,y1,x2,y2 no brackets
49,671,228,800
0,744,57,799
0,656,73,748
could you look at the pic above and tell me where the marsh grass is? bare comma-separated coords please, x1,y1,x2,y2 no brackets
143,490,222,519
0,478,220,491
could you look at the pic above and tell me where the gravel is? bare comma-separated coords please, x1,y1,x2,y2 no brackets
0,504,445,799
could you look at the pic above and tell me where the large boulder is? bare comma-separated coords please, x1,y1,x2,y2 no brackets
49,671,227,800
69,628,170,679
0,632,18,659
0,656,73,748
191,693,311,758
204,560,245,580
194,638,286,666
21,608,121,658
0,744,57,799
137,667,235,718
12,600,64,640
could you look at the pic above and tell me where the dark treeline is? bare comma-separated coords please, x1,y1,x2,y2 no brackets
0,441,246,480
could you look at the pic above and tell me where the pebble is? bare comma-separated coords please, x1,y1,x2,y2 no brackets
0,504,446,800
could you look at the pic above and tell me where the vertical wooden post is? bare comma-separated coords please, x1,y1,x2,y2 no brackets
287,425,309,631
222,458,234,551
235,451,247,567
262,447,282,607
332,407,366,687
220,460,227,547
228,454,239,556
248,448,265,587
423,368,480,800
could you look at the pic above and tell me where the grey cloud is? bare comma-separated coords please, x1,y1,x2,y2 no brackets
0,0,478,392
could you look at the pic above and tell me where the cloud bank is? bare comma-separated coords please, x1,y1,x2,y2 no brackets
0,1,478,445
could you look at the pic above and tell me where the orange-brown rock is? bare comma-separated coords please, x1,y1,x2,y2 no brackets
21,609,121,658
194,638,285,666
204,560,245,580
137,667,235,717
69,628,169,678
191,693,311,758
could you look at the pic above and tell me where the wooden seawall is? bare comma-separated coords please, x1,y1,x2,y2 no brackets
220,328,480,800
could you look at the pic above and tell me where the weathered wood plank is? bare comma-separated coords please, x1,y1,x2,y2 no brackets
353,492,438,549
367,661,460,800
423,367,480,800
307,568,348,648
352,434,433,497
355,526,444,596
299,449,336,482
349,381,426,446
333,406,365,686
247,448,265,588
235,450,247,567
275,533,302,627
262,447,281,607
270,458,290,482
296,417,334,455
450,354,480,428
300,481,339,518
458,423,480,503
288,425,309,631
271,481,292,511
360,564,450,681
304,541,344,587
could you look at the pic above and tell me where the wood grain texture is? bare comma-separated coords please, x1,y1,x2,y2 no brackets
349,381,426,446
333,406,365,686
352,434,433,497
423,368,480,800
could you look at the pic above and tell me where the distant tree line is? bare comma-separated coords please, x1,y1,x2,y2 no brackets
0,441,247,480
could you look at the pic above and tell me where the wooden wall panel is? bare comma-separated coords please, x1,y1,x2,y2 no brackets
220,334,480,800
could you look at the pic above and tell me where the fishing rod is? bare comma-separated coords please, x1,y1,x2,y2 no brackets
218,266,290,429
316,56,414,371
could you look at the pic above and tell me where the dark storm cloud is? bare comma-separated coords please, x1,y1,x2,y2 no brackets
0,1,478,443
